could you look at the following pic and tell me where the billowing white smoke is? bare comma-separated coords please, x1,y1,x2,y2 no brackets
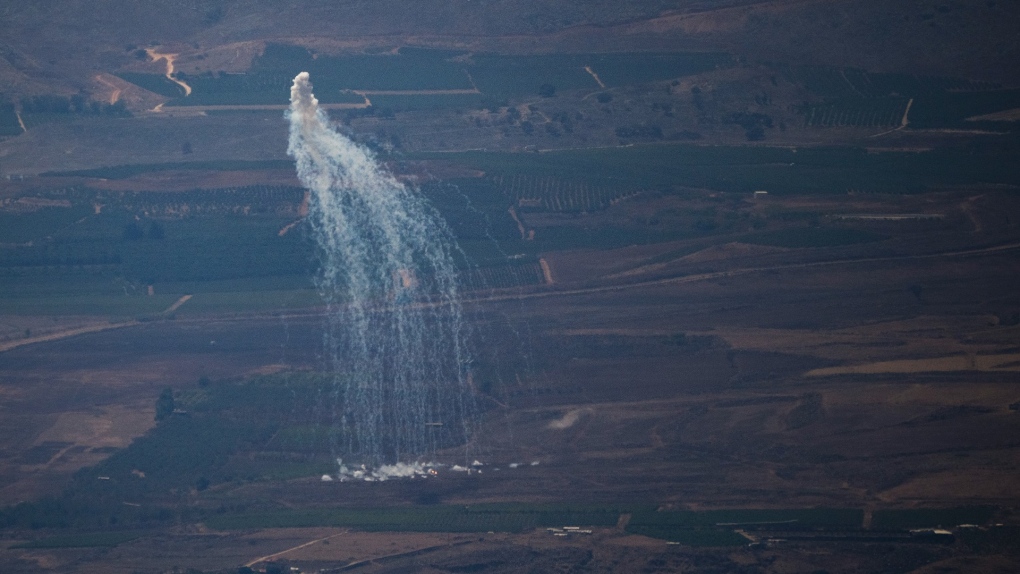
287,72,474,468
330,458,485,482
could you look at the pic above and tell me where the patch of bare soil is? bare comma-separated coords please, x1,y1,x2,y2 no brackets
0,402,154,505
878,461,1020,502
88,73,166,112
617,2,778,35
806,352,1020,376
967,107,1020,122
713,314,1012,365
244,530,475,569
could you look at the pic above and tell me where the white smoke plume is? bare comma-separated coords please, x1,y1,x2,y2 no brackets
287,72,474,468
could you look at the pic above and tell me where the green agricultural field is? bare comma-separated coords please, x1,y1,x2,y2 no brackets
423,143,1020,195
787,66,999,101
0,291,178,317
0,205,95,244
628,508,864,530
42,160,294,179
0,205,313,286
495,174,635,212
0,173,539,311
115,72,186,98
366,93,487,112
789,65,1020,130
0,271,179,317
206,502,626,532
466,54,600,99
205,506,538,532
585,52,733,87
174,289,323,315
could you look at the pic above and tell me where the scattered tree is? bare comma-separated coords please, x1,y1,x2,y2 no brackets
690,85,704,110
155,387,175,421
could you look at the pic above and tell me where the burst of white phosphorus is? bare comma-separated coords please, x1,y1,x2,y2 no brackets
287,72,472,467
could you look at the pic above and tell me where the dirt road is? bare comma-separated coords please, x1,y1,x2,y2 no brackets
145,48,192,96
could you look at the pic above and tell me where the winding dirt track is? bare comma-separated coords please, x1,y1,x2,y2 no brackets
145,48,192,96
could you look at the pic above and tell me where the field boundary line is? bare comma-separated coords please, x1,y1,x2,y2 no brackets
245,532,346,568
163,294,192,314
0,320,139,353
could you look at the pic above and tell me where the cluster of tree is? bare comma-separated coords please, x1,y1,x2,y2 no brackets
155,388,175,421
20,94,129,117
729,112,774,141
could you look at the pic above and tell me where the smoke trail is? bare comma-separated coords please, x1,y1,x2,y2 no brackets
287,72,474,467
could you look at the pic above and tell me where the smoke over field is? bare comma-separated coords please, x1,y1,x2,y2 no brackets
288,72,474,469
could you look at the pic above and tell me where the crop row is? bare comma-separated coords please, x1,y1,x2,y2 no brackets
803,98,909,127
460,261,546,291
791,66,1000,100
104,186,306,216
495,174,637,212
